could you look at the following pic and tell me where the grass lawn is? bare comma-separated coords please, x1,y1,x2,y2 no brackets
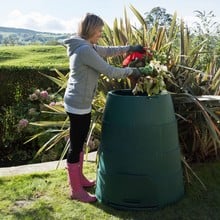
1,160,220,220
0,45,68,69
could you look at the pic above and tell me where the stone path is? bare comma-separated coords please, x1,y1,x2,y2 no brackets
0,151,97,177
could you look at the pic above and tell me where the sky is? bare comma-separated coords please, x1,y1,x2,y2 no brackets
1,0,220,33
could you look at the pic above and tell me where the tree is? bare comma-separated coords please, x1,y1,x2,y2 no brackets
7,34,19,45
193,10,220,36
144,7,173,29
192,10,220,71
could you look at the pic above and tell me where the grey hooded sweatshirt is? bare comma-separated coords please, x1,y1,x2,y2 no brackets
63,36,133,112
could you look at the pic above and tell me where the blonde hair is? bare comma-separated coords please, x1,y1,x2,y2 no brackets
78,13,104,39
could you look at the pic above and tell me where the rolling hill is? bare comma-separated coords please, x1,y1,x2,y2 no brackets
0,26,70,45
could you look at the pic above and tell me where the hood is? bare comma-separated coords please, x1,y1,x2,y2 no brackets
63,36,90,57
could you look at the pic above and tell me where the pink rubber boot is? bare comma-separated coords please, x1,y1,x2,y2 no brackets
79,152,96,188
67,162,96,203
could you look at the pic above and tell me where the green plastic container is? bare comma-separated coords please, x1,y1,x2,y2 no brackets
95,89,184,210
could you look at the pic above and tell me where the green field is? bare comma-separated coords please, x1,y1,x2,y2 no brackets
0,45,69,69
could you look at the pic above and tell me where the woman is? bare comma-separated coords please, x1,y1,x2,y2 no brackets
63,13,144,203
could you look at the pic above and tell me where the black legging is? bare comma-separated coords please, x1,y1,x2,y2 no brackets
66,112,91,163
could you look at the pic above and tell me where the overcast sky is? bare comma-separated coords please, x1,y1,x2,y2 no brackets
1,0,219,33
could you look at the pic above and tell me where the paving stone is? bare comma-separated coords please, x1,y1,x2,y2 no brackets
0,151,97,177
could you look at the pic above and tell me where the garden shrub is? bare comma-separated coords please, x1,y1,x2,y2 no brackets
0,66,68,106
0,67,68,166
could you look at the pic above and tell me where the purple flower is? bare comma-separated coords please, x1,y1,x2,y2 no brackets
40,90,49,100
17,119,29,132
49,102,56,106
19,119,29,127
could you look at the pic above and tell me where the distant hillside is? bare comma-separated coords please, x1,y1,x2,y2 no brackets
0,26,71,45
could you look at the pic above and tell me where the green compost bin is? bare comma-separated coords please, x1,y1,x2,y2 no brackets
95,89,184,210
